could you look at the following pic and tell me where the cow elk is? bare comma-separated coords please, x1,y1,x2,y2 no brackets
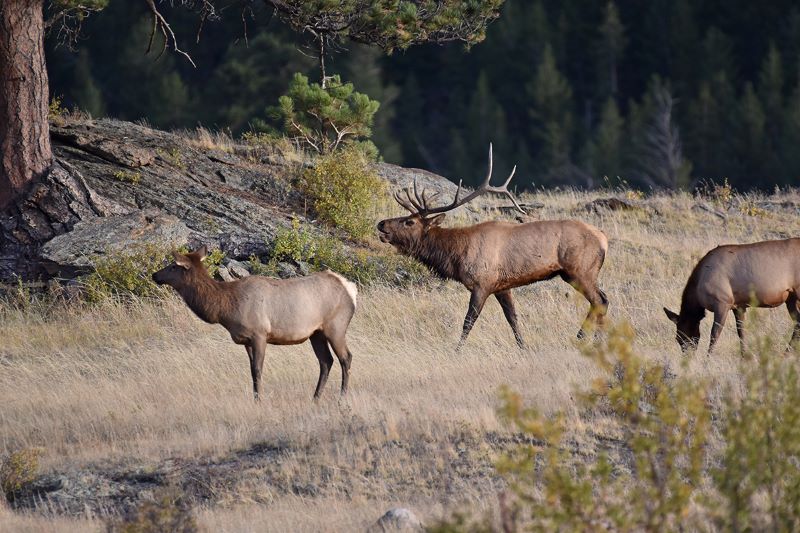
377,144,609,348
152,246,357,401
664,238,800,355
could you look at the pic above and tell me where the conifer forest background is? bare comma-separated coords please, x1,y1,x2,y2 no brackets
47,0,800,191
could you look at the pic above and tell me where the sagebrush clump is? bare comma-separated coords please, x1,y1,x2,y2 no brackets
106,486,197,533
303,147,387,240
435,320,800,531
1,448,42,502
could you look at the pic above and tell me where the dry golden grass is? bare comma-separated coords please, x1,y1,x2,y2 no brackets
2,188,800,531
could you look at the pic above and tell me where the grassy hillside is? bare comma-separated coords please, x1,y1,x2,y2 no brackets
2,186,800,531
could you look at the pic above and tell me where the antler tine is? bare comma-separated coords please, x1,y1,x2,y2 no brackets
394,190,417,213
404,143,524,216
404,187,424,211
413,179,426,208
481,142,494,188
453,180,462,204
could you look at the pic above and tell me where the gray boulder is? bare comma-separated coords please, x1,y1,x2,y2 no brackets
40,209,190,277
225,259,251,279
367,508,424,532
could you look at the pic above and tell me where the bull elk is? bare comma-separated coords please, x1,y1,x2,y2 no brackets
152,246,357,400
377,145,609,348
664,238,800,354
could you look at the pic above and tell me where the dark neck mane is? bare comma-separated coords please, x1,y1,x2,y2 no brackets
176,271,233,324
409,227,468,281
679,266,705,320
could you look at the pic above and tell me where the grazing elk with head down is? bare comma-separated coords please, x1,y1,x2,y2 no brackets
664,238,800,355
377,145,609,348
152,246,357,401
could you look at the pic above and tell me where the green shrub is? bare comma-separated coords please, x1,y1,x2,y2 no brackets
714,333,800,531
266,219,427,286
489,323,712,532
432,324,711,532
112,170,142,185
1,448,42,502
303,147,387,240
83,243,224,302
435,320,800,532
106,486,197,533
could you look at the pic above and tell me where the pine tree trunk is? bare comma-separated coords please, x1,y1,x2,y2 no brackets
0,0,52,210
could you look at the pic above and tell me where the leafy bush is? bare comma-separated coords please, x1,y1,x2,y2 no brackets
489,323,711,532
106,486,197,533
265,219,427,286
714,334,800,531
1,448,42,502
303,147,387,240
435,321,800,531
83,244,224,302
269,73,380,155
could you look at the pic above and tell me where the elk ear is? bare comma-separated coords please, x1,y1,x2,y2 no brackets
663,307,679,324
428,214,446,227
194,245,208,261
173,251,191,270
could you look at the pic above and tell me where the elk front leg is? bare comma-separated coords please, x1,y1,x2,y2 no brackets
309,331,334,400
495,290,526,349
458,288,489,350
708,306,730,355
786,294,800,351
733,307,746,355
248,337,267,401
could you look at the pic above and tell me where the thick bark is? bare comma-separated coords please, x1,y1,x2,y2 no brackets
0,0,52,210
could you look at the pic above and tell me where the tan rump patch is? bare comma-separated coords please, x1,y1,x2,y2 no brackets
328,270,358,308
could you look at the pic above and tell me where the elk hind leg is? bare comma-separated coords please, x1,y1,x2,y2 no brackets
310,331,334,400
248,337,267,402
786,293,800,351
458,289,490,350
733,307,747,355
325,332,352,396
495,290,526,349
563,274,608,339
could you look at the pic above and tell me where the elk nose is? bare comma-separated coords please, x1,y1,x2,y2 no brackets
377,220,385,231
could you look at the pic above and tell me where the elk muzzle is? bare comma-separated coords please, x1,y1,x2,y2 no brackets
377,220,390,243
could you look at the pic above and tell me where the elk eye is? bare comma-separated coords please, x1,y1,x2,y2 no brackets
404,219,415,226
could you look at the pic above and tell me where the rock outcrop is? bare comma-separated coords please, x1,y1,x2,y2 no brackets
0,117,455,281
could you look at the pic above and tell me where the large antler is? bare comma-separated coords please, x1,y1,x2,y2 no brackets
393,144,526,216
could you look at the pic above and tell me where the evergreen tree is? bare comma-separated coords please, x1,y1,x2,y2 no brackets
339,45,401,162
70,49,105,117
596,1,626,100
271,73,380,154
114,17,190,127
687,82,724,180
204,31,313,132
266,0,505,87
393,73,425,168
632,78,691,189
700,27,737,84
782,81,800,185
527,44,574,181
732,83,768,186
587,97,625,181
758,43,785,179
447,70,510,185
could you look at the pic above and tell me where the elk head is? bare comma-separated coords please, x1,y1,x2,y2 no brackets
376,144,525,252
152,246,208,289
663,307,702,352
